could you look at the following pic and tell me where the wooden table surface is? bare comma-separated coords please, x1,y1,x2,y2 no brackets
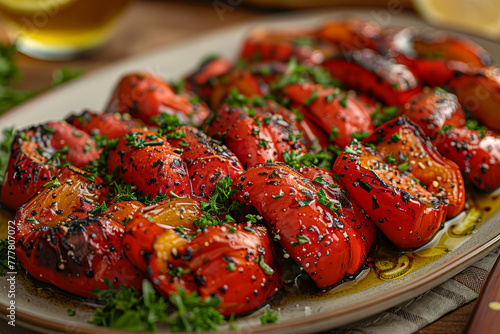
0,0,479,333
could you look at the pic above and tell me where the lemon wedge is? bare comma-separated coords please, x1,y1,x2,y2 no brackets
0,0,76,14
413,0,500,39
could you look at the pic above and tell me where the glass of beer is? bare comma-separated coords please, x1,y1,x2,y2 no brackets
0,0,133,60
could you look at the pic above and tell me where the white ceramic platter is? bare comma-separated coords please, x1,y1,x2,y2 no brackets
1,8,500,334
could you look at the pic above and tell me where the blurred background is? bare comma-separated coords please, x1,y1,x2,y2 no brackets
1,0,499,93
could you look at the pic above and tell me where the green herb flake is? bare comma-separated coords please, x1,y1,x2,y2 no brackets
398,162,411,172
303,91,319,106
260,309,279,325
390,132,401,143
292,234,311,247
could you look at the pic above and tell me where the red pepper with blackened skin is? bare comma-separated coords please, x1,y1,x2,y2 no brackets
322,49,421,106
184,56,233,102
378,27,493,87
316,19,381,51
107,128,191,198
434,127,500,192
298,166,377,271
446,66,500,132
66,110,144,140
400,89,466,140
122,197,283,316
105,72,210,126
282,83,374,148
333,116,464,249
206,98,307,168
14,166,144,297
1,122,99,210
233,164,374,288
167,125,244,198
240,28,338,65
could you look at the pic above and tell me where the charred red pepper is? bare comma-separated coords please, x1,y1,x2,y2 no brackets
66,110,144,140
107,128,191,198
333,116,465,249
400,89,466,140
1,122,99,210
233,164,375,288
14,166,144,297
240,28,338,65
105,72,210,126
122,197,283,316
316,19,381,50
379,27,493,87
167,125,244,198
434,127,500,192
206,97,307,168
446,66,500,131
322,49,421,106
281,82,374,148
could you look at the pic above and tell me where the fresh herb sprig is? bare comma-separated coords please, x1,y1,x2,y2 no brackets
169,287,224,332
91,278,224,332
192,176,244,230
91,278,169,331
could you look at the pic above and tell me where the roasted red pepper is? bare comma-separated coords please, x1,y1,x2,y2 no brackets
1,122,99,210
322,49,421,106
446,66,500,131
14,166,144,297
207,67,269,110
298,166,377,270
240,28,338,65
233,164,375,288
379,27,493,87
206,98,307,168
184,55,233,101
107,128,191,198
105,72,210,126
281,82,374,148
122,197,283,316
316,19,381,50
333,116,465,248
167,125,244,198
434,127,500,192
66,110,144,140
400,89,466,140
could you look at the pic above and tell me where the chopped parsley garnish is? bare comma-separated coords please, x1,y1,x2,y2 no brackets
165,130,186,140
303,91,319,106
398,162,411,172
260,309,279,325
292,234,310,247
351,131,370,141
271,58,341,90
329,125,340,140
371,104,399,127
169,287,224,332
89,201,108,215
390,132,401,143
316,188,340,213
438,124,455,135
91,278,169,331
282,148,335,170
43,176,61,188
384,152,397,165
192,176,244,230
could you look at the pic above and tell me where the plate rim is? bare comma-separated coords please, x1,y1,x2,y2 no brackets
2,235,499,334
